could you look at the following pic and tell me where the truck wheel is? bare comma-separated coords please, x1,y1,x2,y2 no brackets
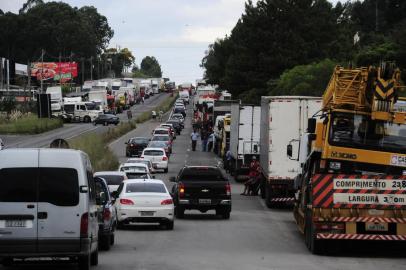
110,232,115,245
305,209,323,255
265,185,274,208
84,116,91,123
260,179,266,199
175,207,184,219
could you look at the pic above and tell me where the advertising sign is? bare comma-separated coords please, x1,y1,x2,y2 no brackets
31,62,78,82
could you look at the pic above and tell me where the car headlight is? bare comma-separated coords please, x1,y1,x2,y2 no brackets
329,162,341,170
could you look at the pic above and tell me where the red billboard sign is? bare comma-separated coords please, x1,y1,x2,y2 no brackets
31,62,78,82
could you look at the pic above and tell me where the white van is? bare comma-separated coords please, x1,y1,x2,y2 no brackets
0,149,99,269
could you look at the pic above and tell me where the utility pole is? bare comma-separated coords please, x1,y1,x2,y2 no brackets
0,58,3,90
90,56,93,80
40,49,44,93
26,60,31,105
59,52,62,86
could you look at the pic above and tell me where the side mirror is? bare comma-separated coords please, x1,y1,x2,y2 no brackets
307,118,316,133
169,176,176,182
287,144,293,157
125,142,128,144
308,133,317,141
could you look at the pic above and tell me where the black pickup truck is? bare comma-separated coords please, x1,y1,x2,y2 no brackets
170,166,231,219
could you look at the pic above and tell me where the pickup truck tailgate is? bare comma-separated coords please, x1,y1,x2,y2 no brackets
182,181,228,199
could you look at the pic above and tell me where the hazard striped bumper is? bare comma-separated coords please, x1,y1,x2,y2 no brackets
317,233,406,241
270,197,295,203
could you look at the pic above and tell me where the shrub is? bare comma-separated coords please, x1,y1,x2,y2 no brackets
0,114,63,134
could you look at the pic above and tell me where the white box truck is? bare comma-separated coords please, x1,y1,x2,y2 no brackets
229,104,261,181
88,90,108,112
46,86,63,117
259,96,322,207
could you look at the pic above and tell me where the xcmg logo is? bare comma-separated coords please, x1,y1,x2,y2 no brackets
331,151,357,160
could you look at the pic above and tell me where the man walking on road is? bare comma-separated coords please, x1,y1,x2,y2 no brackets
191,130,199,151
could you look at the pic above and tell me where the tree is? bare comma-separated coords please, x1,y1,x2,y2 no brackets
268,59,337,97
101,48,135,77
140,56,162,77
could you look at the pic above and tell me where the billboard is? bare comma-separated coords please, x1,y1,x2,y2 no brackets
31,62,78,82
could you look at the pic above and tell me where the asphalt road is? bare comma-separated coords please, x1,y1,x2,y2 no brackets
0,93,168,148
2,100,405,270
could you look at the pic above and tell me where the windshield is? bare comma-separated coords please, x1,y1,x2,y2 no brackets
329,113,406,154
126,183,166,193
97,175,125,185
152,136,169,142
120,166,147,173
126,173,149,179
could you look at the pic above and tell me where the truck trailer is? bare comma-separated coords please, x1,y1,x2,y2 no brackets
260,96,322,207
229,104,261,182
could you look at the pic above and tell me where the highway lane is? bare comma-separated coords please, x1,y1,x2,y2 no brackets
0,93,169,148
2,101,405,270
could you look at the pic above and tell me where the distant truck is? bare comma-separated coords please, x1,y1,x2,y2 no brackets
88,90,108,112
259,96,322,207
151,79,160,95
46,86,63,117
229,104,261,181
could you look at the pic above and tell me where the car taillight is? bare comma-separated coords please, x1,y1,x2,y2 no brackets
80,212,89,238
161,199,173,205
120,198,134,205
179,183,185,198
103,208,111,221
225,183,231,196
162,156,168,161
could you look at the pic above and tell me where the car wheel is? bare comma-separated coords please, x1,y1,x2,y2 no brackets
110,232,115,245
166,220,174,230
222,211,231,219
125,151,129,157
93,121,97,126
175,206,184,219
1,258,12,267
103,121,108,126
78,254,90,270
164,168,168,173
100,234,111,251
117,221,125,230
115,123,118,126
90,246,98,266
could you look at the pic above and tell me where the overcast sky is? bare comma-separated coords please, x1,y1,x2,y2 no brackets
1,0,342,84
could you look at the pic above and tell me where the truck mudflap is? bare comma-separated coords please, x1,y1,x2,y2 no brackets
312,174,406,209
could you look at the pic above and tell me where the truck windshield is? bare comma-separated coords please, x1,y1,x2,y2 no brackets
329,113,406,154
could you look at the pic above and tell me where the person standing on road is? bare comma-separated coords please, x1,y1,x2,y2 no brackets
152,110,157,121
224,149,232,172
241,156,260,196
201,129,208,152
159,110,164,122
0,138,4,150
207,132,215,152
191,129,199,151
127,110,133,120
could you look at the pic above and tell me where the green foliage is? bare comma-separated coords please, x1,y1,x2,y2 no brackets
140,56,162,77
69,134,119,171
0,97,17,113
101,48,135,77
0,1,113,64
269,59,336,97
0,115,63,134
202,0,406,103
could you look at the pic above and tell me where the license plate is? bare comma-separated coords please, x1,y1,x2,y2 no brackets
199,199,211,204
140,211,154,217
365,222,388,232
6,220,27,228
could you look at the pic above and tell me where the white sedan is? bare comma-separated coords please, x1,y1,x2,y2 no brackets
115,179,174,230
141,148,169,173
118,163,153,179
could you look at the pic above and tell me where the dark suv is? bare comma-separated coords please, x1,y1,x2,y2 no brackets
125,137,150,157
170,166,231,219
94,177,117,251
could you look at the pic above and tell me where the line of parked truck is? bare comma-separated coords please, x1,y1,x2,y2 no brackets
45,77,169,123
195,64,406,253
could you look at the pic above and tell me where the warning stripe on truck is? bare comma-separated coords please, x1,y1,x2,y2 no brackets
313,217,406,223
317,233,406,241
312,174,406,209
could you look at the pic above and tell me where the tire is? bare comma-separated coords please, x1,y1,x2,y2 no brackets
166,220,174,230
164,168,168,173
125,151,129,157
175,206,184,219
117,221,125,230
110,232,115,245
1,258,12,267
103,121,107,126
260,179,266,199
100,233,111,251
265,184,273,208
305,209,323,255
78,254,90,270
84,116,91,123
222,211,230,219
90,247,98,266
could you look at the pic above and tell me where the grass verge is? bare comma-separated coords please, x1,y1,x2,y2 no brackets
69,93,178,171
0,115,63,134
